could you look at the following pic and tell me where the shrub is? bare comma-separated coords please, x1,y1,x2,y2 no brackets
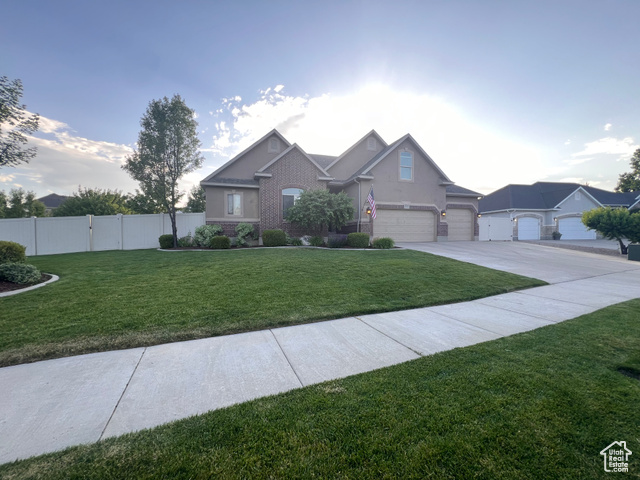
372,237,395,249
0,262,41,284
290,237,303,246
209,235,231,249
0,240,27,264
347,232,370,248
262,229,287,247
551,231,562,240
328,235,348,248
309,235,324,247
178,234,194,247
194,224,223,247
158,234,174,249
235,223,255,247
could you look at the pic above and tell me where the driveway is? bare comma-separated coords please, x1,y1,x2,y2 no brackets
397,241,639,284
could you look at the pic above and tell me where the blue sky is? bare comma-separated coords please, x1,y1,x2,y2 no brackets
2,0,639,201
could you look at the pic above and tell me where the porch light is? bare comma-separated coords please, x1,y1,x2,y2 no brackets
366,207,372,215
477,214,482,218
441,210,446,217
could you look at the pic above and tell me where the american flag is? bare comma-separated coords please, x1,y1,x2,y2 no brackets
367,186,377,219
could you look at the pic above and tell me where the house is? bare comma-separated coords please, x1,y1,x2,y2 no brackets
200,129,482,243
36,193,69,214
479,182,640,240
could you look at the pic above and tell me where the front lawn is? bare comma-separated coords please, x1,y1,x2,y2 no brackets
0,248,545,366
2,299,638,479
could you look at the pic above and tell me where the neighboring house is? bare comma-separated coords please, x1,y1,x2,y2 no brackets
200,129,482,243
37,193,69,214
479,182,640,240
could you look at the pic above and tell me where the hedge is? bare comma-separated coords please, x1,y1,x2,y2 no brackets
347,232,370,248
262,229,287,247
0,241,27,264
210,235,231,249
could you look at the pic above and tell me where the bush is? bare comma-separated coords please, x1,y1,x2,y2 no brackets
328,235,348,248
551,231,562,240
290,237,303,246
158,234,174,249
235,223,255,247
0,262,41,284
194,224,223,247
209,235,231,249
262,229,287,247
309,235,324,247
178,234,194,247
347,232,370,248
372,237,395,249
0,240,27,264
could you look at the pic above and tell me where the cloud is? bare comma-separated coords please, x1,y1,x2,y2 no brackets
207,84,549,193
571,136,637,160
604,123,612,131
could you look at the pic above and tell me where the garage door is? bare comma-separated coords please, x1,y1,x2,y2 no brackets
374,210,436,242
517,217,540,240
447,208,474,241
558,217,595,240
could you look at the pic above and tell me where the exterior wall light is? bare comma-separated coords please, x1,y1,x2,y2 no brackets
441,210,446,217
366,207,372,215
477,213,482,218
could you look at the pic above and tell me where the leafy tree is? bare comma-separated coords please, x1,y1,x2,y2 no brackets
183,185,206,213
53,187,132,216
582,207,640,254
616,148,640,192
126,189,165,214
286,189,355,234
0,76,40,167
123,95,204,247
1,188,45,218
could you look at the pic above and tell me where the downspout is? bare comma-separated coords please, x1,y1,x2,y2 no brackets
354,178,361,232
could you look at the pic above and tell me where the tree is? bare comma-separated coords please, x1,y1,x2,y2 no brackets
0,76,40,167
1,188,46,218
616,148,640,193
123,95,204,247
126,189,165,214
286,189,355,234
582,207,640,254
53,187,132,216
183,185,206,213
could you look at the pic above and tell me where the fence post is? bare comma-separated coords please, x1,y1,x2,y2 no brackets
31,216,38,256
86,215,93,252
117,214,124,250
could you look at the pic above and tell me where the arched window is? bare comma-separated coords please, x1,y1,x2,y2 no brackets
282,188,303,218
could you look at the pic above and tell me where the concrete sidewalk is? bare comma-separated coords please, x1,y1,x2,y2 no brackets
1,243,639,464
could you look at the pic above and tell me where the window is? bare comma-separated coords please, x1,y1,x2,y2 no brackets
282,188,303,219
367,137,377,151
268,137,280,153
400,151,413,181
227,193,241,216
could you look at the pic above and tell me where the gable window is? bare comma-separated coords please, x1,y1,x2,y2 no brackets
367,137,377,151
268,137,281,153
400,151,413,181
282,188,303,219
227,193,242,216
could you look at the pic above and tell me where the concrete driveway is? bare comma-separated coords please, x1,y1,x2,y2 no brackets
2,242,639,464
397,241,637,284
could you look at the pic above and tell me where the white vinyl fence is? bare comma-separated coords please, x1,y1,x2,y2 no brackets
478,216,513,241
0,213,206,256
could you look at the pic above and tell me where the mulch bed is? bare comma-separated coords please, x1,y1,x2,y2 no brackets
0,274,52,294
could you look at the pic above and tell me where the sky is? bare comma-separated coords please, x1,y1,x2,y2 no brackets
2,0,639,204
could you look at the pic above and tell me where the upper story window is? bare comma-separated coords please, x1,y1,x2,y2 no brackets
227,193,242,216
268,137,281,153
282,188,303,219
367,137,377,151
400,151,413,181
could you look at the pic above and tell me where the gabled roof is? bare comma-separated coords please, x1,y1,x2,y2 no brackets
308,154,337,170
325,129,388,172
335,133,453,185
446,185,482,197
37,193,69,208
479,181,638,213
256,144,333,179
201,129,291,183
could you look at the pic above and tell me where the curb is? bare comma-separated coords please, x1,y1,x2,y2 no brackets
0,274,60,298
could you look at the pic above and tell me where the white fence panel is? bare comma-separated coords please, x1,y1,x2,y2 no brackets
92,215,123,251
172,212,205,237
0,218,37,256
122,214,164,250
36,216,91,255
479,216,513,241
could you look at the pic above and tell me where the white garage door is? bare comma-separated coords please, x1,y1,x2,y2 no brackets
517,217,540,240
559,217,596,240
374,210,436,242
447,208,474,241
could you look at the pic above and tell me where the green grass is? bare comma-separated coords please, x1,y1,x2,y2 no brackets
0,248,544,366
2,299,638,479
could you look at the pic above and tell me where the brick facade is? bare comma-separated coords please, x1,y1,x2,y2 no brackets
259,148,330,237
